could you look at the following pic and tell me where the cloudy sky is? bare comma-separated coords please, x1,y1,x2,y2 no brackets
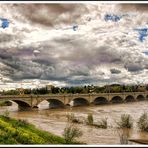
0,2,148,90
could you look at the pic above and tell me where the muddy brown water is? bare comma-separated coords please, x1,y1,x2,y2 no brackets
0,100,148,145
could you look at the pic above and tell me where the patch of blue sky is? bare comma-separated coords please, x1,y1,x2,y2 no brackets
72,25,78,31
0,18,9,29
142,52,148,55
134,28,148,42
104,14,121,22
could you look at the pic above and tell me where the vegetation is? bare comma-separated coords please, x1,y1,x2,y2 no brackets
0,115,81,144
137,112,148,132
63,124,83,144
86,113,94,125
0,101,12,106
117,129,129,144
66,113,82,124
3,110,10,118
86,114,108,129
117,114,133,129
95,118,108,129
0,83,147,95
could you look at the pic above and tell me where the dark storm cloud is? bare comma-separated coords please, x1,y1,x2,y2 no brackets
57,41,123,66
0,51,13,60
124,63,143,72
3,59,20,70
0,32,137,85
9,61,43,81
40,74,68,82
12,72,41,81
67,78,95,85
110,68,121,74
14,48,34,57
0,34,14,43
69,69,90,77
118,4,148,12
144,64,148,69
13,4,88,27
0,66,14,77
32,59,54,66
0,49,42,81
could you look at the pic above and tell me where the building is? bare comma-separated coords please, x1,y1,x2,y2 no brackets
16,88,24,95
46,85,54,92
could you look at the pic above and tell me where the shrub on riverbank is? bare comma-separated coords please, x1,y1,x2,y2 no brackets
117,114,133,129
63,124,83,144
137,112,148,132
0,115,82,144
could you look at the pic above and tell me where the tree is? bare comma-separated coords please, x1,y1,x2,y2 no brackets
63,124,83,143
24,89,31,94
51,87,60,94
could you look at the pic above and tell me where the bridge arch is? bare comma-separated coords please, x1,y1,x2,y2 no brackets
93,97,108,105
125,95,135,102
70,98,89,107
110,96,123,104
136,95,145,101
46,99,65,108
12,100,31,110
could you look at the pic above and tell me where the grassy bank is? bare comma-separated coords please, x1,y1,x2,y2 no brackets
0,115,81,144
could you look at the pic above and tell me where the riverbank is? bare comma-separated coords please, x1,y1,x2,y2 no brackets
0,115,82,144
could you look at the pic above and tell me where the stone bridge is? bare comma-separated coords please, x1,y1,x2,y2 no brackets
0,92,148,110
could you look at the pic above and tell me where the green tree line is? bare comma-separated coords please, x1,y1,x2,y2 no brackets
0,84,148,95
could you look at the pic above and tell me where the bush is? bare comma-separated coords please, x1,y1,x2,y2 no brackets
118,129,129,144
63,124,83,143
15,119,29,127
86,113,94,125
3,110,10,118
117,114,133,129
66,113,81,124
95,118,108,129
137,112,148,132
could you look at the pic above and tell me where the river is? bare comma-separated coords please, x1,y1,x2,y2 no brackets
0,100,148,145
